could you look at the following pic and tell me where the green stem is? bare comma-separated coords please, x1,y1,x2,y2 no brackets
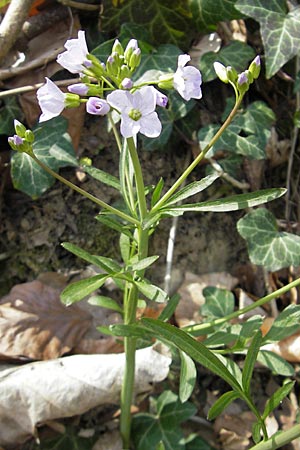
151,96,244,213
120,138,149,449
184,277,300,334
29,152,138,226
250,424,300,450
126,137,148,218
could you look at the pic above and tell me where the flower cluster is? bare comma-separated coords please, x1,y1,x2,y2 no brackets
8,120,34,153
213,55,261,95
36,31,203,139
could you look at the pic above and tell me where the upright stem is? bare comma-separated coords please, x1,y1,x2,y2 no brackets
120,137,149,449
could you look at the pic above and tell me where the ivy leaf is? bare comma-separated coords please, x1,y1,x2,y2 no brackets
237,208,300,271
100,0,194,48
201,286,235,320
11,117,77,198
201,41,255,83
0,97,22,134
198,101,275,160
132,391,196,450
236,0,300,78
190,0,243,31
257,350,294,376
263,305,300,342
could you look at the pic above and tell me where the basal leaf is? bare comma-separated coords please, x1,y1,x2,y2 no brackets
100,0,194,48
201,40,255,82
61,274,109,305
190,0,243,31
257,350,294,376
201,286,235,320
207,390,240,420
237,208,300,271
236,0,300,78
179,350,197,402
11,117,76,198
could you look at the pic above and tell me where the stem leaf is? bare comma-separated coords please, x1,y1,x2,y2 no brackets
242,330,263,395
61,274,109,305
179,350,197,403
207,390,240,420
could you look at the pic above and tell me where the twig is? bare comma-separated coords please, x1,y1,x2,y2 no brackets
208,157,250,190
0,0,34,65
57,0,101,11
0,77,80,98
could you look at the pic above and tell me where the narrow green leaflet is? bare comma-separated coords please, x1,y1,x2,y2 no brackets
166,173,219,206
237,208,300,271
159,294,181,321
127,255,159,272
142,318,244,395
236,0,300,78
61,274,109,306
179,350,197,403
62,242,122,274
201,287,235,320
257,350,294,376
242,330,262,395
262,381,295,420
135,281,169,303
100,0,194,48
11,117,77,198
263,304,300,342
161,188,286,215
109,324,151,338
190,0,243,31
88,295,123,314
207,391,240,420
201,40,255,83
96,215,133,238
82,165,121,190
151,177,165,208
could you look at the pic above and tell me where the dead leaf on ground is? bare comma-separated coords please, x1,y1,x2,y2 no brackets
214,412,256,450
0,347,171,447
0,279,91,360
175,272,238,328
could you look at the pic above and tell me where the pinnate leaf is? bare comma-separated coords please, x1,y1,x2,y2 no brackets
237,208,300,271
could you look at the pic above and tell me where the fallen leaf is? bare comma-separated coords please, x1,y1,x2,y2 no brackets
0,347,171,447
0,280,92,360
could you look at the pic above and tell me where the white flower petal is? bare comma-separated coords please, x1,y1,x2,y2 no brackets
178,54,190,68
139,112,162,138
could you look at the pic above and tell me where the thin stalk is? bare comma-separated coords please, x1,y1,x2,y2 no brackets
119,137,149,449
184,277,300,334
151,96,244,213
250,424,300,450
29,152,138,226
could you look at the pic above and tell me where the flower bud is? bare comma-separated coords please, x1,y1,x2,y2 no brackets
249,55,261,79
120,64,131,79
120,77,133,89
106,54,119,77
25,129,34,143
86,97,110,116
124,39,138,64
213,62,228,83
129,48,141,70
226,66,238,83
68,83,89,96
8,134,31,153
80,156,92,167
14,119,27,137
112,39,124,56
237,71,250,94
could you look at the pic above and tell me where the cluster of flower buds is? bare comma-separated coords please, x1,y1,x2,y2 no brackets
8,120,34,153
213,55,261,95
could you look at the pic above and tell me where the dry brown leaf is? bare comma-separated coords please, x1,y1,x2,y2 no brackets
175,272,238,328
0,347,171,447
214,412,256,450
0,280,92,360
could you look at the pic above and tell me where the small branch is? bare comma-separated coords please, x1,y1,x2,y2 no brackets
208,157,250,190
0,0,34,65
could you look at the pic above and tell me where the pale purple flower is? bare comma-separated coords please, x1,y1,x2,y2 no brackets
107,86,161,138
68,83,89,95
238,71,248,86
121,78,133,89
86,97,110,116
37,77,66,122
154,89,168,107
8,135,23,146
56,30,91,74
173,54,202,101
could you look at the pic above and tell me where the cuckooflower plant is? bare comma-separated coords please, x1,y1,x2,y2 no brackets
9,31,292,450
